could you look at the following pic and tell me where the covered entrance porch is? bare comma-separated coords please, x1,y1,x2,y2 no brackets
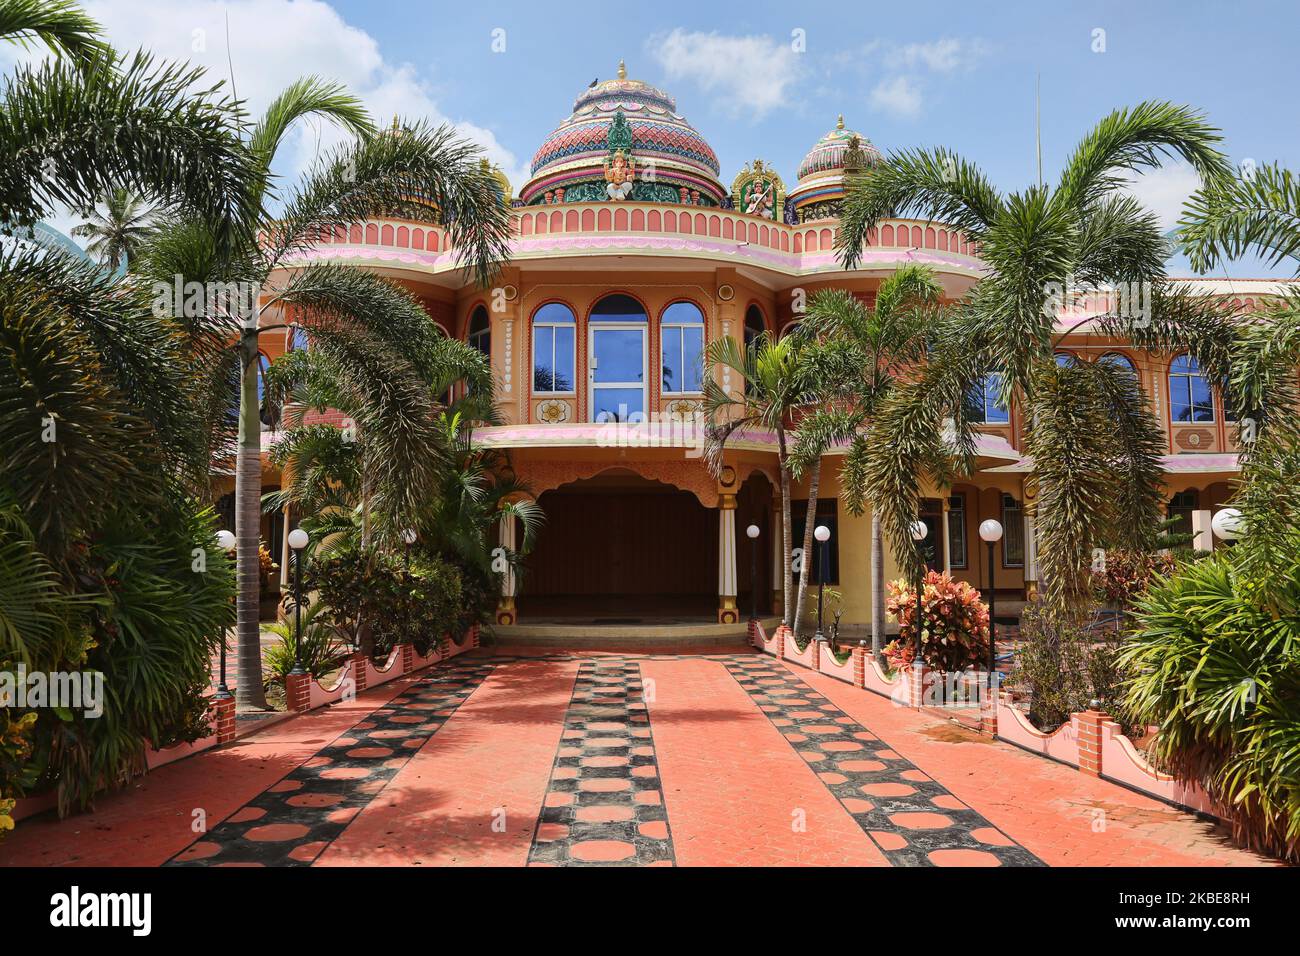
490,451,778,642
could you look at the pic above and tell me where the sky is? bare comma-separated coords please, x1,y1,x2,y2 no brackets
11,0,1299,277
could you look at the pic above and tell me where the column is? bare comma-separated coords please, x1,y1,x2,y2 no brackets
1023,512,1039,601
940,497,952,575
494,512,517,625
718,494,739,624
1191,509,1213,552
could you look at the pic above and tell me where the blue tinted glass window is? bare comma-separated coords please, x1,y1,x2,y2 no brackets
661,301,704,394
532,303,575,393
966,373,1009,424
1170,354,1214,422
591,293,647,322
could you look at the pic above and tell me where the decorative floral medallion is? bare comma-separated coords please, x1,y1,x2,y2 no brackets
716,283,735,301
665,398,701,422
537,399,573,423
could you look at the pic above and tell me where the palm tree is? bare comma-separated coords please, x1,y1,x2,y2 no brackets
71,187,155,270
833,102,1233,613
136,75,512,708
789,266,944,654
1,1,254,810
704,333,814,630
262,314,536,652
1105,162,1300,863
1,25,257,246
0,0,104,62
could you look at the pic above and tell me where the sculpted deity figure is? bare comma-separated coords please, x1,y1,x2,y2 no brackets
604,149,635,200
745,179,775,218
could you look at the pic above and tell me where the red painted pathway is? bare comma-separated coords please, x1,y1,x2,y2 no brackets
0,649,1273,868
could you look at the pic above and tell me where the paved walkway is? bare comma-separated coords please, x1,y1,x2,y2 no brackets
0,648,1273,867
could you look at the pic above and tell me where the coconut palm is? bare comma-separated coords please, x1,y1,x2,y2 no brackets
789,266,944,654
704,333,816,630
833,101,1234,612
70,187,155,270
136,78,512,708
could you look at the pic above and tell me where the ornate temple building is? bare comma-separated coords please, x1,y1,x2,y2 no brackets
242,61,1292,634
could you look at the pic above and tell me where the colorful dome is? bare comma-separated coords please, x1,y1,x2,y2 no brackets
520,60,726,206
787,116,882,223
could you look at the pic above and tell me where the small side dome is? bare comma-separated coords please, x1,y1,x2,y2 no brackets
787,116,882,223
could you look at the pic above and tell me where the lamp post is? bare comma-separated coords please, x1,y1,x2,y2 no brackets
978,519,1004,689
909,520,928,663
1211,508,1244,546
287,528,309,675
746,524,760,621
401,527,417,569
813,525,831,643
215,530,236,698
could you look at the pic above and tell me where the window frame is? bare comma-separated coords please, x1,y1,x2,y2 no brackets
1169,354,1215,424
660,300,706,395
531,303,576,395
1001,494,1024,568
969,372,1010,425
947,493,968,569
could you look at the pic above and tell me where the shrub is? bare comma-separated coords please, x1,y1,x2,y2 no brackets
1090,547,1176,609
1120,539,1300,862
310,546,464,659
263,601,350,686
1009,602,1126,733
884,570,990,672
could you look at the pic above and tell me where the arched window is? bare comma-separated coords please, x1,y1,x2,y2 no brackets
661,301,705,394
590,293,646,322
1054,351,1077,367
589,293,648,423
289,326,310,352
468,305,490,358
779,319,801,339
1169,354,1214,422
532,302,575,393
966,373,1009,424
1099,352,1136,376
743,305,766,348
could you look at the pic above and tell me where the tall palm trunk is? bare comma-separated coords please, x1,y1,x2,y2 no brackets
234,329,267,708
871,510,884,657
792,458,821,640
776,424,794,629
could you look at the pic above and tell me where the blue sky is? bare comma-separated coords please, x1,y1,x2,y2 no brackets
22,0,1300,276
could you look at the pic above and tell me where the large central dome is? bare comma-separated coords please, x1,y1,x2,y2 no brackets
519,60,726,207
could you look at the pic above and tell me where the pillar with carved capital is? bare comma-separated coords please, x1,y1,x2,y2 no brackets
494,511,517,625
1023,512,1039,601
1022,480,1040,601
718,494,739,624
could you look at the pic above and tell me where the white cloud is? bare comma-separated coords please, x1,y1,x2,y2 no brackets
646,29,801,118
8,0,529,194
1123,161,1202,232
869,76,922,119
890,38,990,73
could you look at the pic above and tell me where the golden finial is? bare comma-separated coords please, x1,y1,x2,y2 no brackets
836,114,845,130
617,59,627,80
